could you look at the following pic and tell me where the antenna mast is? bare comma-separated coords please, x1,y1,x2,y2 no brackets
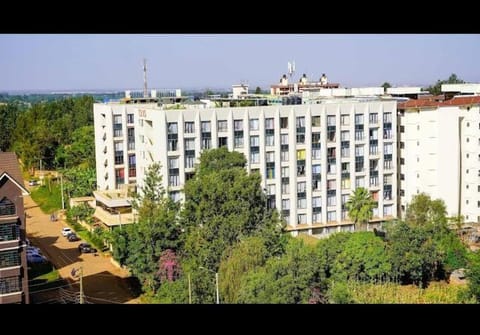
143,58,148,98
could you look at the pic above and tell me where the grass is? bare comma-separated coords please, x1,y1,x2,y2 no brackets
67,219,106,252
343,280,475,304
30,183,62,214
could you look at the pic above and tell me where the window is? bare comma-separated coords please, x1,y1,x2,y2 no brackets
234,132,244,148
297,149,306,160
128,154,136,177
168,157,179,169
355,114,364,125
282,199,290,210
250,119,259,131
340,114,349,126
114,142,124,164
356,176,365,188
113,115,123,137
341,131,350,141
0,223,19,242
297,182,306,193
282,167,289,177
184,122,195,133
169,191,181,202
265,118,274,129
0,276,21,295
0,240,20,265
327,211,336,222
312,213,321,223
115,168,125,186
312,196,321,208
312,148,321,160
384,143,393,154
127,113,134,124
383,205,393,216
281,150,289,162
185,138,195,151
218,120,228,132
169,174,180,187
234,120,243,131
312,164,321,175
383,113,392,123
168,122,178,134
312,116,321,127
185,155,195,169
327,194,336,206
266,134,275,146
355,145,364,156
369,113,378,124
250,152,260,164
266,152,275,163
281,183,290,194
296,116,305,128
297,198,307,209
327,115,336,126
218,137,228,147
201,121,211,132
280,117,288,129
281,134,289,145
250,136,260,147
127,128,135,151
297,214,307,225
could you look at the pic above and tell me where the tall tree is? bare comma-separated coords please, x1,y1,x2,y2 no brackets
346,187,376,231
255,86,262,94
427,73,465,95
125,163,181,294
405,193,447,228
381,82,391,92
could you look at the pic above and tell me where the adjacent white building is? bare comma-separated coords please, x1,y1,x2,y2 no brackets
397,95,480,223
94,91,398,236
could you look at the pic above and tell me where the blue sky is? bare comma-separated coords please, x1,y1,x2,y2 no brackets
1,34,479,92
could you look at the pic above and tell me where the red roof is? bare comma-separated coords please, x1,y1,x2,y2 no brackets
398,95,480,109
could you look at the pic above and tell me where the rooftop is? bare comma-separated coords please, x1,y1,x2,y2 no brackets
398,95,480,109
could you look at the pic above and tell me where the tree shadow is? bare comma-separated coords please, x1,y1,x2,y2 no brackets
27,235,83,268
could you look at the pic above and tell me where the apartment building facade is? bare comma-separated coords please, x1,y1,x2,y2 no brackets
397,95,480,223
94,97,398,237
0,152,29,304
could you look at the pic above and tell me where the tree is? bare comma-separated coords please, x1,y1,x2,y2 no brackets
381,82,391,93
0,103,22,151
466,251,480,303
56,126,95,169
255,86,262,94
237,238,325,304
62,166,96,197
218,236,269,303
346,187,376,231
386,221,440,286
427,73,465,95
157,249,181,283
181,148,285,273
332,232,392,282
405,193,447,228
124,163,181,294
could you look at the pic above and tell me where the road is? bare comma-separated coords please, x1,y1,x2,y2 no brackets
24,191,140,304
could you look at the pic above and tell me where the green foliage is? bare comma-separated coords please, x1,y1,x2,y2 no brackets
30,184,62,214
386,221,440,286
315,232,352,278
56,126,95,169
237,238,325,304
327,281,354,304
62,167,96,198
107,226,132,266
123,163,181,294
346,187,375,230
466,251,480,302
381,82,391,91
332,232,392,282
181,148,284,273
218,236,269,303
66,203,94,223
11,96,94,172
154,275,190,303
255,86,262,94
405,193,447,228
426,73,465,95
0,103,22,151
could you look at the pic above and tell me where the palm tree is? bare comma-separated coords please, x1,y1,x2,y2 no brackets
346,187,376,231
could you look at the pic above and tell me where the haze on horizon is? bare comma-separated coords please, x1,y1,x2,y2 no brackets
1,34,479,92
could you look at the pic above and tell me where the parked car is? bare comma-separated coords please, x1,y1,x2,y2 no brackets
78,243,97,254
67,233,80,242
28,180,39,186
27,246,42,255
27,253,46,264
61,227,73,236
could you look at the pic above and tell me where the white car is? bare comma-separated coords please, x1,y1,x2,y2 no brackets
61,227,73,236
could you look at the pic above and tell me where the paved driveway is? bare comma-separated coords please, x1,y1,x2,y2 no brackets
25,192,140,304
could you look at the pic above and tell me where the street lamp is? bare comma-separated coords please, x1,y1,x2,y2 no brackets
199,266,219,304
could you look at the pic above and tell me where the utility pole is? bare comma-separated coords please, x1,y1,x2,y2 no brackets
188,273,192,304
79,266,84,304
60,174,65,210
143,58,148,98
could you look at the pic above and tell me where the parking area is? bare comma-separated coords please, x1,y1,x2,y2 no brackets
24,192,140,304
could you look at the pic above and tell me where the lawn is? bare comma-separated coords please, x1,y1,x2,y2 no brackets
30,183,62,214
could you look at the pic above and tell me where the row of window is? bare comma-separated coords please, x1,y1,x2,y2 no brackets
287,204,393,224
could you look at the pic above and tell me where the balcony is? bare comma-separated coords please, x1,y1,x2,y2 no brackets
93,206,134,228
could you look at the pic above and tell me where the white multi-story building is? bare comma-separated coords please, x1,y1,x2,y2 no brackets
94,92,398,237
398,94,480,223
